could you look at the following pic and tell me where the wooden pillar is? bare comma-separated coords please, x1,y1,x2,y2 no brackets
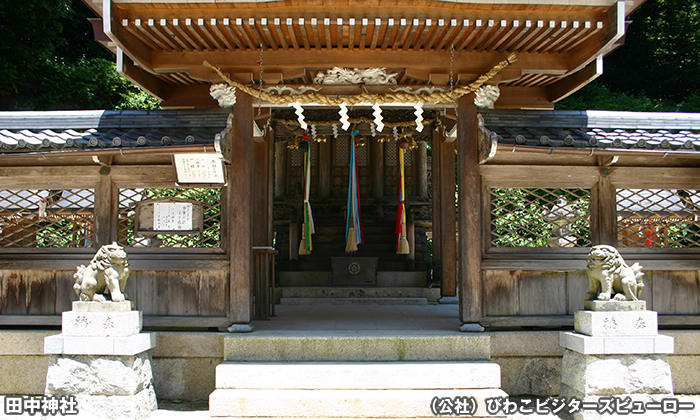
253,129,271,247
434,128,457,297
597,169,617,246
228,93,254,331
416,141,428,200
319,139,331,198
96,171,112,247
431,135,442,287
457,94,482,330
371,137,384,200
267,130,275,244
274,141,287,200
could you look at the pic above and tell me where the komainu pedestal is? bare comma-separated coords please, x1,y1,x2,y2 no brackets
44,301,157,420
560,305,674,420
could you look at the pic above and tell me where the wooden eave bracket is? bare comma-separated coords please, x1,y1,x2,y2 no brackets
102,0,155,73
566,0,625,76
117,48,167,100
548,55,603,103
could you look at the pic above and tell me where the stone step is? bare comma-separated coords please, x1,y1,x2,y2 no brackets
209,389,508,418
279,297,430,305
215,361,501,390
281,287,439,300
223,330,491,362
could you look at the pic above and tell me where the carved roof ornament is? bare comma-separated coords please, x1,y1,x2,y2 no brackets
477,113,498,164
210,84,237,108
474,85,500,109
314,67,399,85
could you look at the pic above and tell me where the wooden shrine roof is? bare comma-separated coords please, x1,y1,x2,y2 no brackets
84,0,644,109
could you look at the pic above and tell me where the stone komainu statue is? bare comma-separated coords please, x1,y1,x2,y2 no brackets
73,242,130,302
586,245,645,302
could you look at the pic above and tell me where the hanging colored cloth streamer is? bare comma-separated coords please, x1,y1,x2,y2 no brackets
345,130,364,252
396,147,410,254
299,138,315,255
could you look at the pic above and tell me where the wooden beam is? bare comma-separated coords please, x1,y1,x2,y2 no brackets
0,167,100,188
228,93,254,327
102,0,154,71
117,48,167,100
152,50,569,74
160,85,219,108
548,55,603,103
457,94,482,329
496,86,553,109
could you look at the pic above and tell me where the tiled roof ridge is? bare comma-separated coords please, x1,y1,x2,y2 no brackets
0,109,231,130
481,109,700,130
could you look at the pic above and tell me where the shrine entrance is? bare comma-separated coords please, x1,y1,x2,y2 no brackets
270,108,436,302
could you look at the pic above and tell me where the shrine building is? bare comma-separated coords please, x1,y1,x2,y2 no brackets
1,0,699,412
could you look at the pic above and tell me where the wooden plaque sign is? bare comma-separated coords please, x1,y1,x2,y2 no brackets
172,154,226,186
135,198,204,235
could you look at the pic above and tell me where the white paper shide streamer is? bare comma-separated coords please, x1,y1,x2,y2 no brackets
294,102,307,130
414,102,424,132
339,104,350,131
372,104,384,132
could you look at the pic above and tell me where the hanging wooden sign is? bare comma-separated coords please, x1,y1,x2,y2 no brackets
172,154,226,186
135,198,204,235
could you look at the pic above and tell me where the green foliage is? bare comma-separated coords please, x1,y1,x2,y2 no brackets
559,0,700,111
491,188,591,248
35,218,92,248
603,0,700,102
0,0,159,110
556,82,696,112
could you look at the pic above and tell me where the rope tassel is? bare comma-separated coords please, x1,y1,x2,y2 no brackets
298,138,315,255
396,147,410,255
346,130,364,253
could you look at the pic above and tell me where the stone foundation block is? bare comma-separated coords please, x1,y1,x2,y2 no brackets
584,300,646,312
62,310,141,337
559,383,674,420
44,332,156,356
72,301,133,312
45,352,154,396
560,332,674,355
574,310,657,337
45,351,157,420
560,350,673,396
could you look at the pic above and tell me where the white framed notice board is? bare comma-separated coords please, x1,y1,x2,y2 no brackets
135,198,204,235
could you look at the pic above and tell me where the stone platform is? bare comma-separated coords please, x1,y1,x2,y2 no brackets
560,308,675,420
44,301,157,420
